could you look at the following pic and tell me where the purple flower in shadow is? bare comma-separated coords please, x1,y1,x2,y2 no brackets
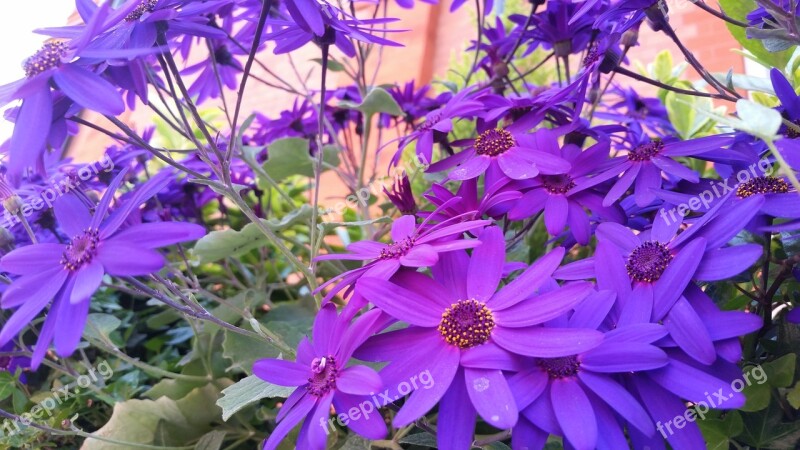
255,305,387,450
0,169,205,368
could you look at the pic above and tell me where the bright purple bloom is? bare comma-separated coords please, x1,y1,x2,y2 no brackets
427,126,572,183
511,291,669,450
0,169,205,368
507,130,625,244
354,227,603,448
255,305,387,450
395,88,484,166
420,177,522,224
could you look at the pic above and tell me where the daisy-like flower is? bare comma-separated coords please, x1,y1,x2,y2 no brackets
255,305,387,450
354,227,603,448
564,197,764,364
597,130,735,207
507,130,625,244
0,169,205,368
427,126,572,183
313,209,490,311
395,88,484,166
510,290,669,450
419,177,522,224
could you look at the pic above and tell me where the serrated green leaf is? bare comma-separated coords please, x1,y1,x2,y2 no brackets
262,138,339,182
217,375,294,421
398,432,437,447
83,313,122,343
193,205,314,262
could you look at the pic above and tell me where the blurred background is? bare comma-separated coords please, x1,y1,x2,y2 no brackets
0,1,758,149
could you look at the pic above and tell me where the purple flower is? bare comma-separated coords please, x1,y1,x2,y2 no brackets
314,211,489,314
566,200,764,364
0,169,205,368
0,2,124,176
396,88,484,166
383,173,417,215
598,130,735,207
511,291,668,450
254,305,387,450
264,1,403,58
420,177,522,224
507,130,625,244
427,126,572,183
354,227,603,448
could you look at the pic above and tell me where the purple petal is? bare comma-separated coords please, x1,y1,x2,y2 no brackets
437,373,478,449
492,327,603,358
596,223,639,253
581,343,668,372
634,163,661,207
69,260,104,304
603,163,639,206
617,283,653,326
652,238,706,319
53,295,90,357
399,244,439,267
467,227,504,301
432,250,470,300
551,380,597,450
1,267,67,309
54,194,92,237
578,371,653,435
0,285,54,347
9,83,51,174
253,359,309,387
494,282,594,327
53,64,123,115
651,156,698,182
648,359,746,407
263,394,315,450
508,189,548,220
508,369,548,410
337,365,383,395
490,247,565,310
497,150,539,180
544,195,569,236
664,297,716,365
96,241,166,276
460,342,526,371
569,290,616,329
695,244,762,281
0,244,65,275
450,156,491,180
105,222,206,248
332,392,387,439
391,215,416,242
464,368,518,429
392,345,460,427
567,201,591,244
355,278,441,326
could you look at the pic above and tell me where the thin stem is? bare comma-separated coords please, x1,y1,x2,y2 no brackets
309,43,330,281
693,1,749,27
614,66,737,102
464,0,484,86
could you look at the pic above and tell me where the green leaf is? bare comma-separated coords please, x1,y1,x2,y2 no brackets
739,401,800,448
398,432,437,447
764,354,797,388
339,87,402,117
339,435,371,450
195,430,226,450
262,138,339,182
311,57,345,72
193,205,314,263
0,372,15,402
83,313,122,343
719,0,792,68
698,411,743,450
740,379,771,412
787,382,800,409
652,50,674,83
736,99,783,139
217,375,294,421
